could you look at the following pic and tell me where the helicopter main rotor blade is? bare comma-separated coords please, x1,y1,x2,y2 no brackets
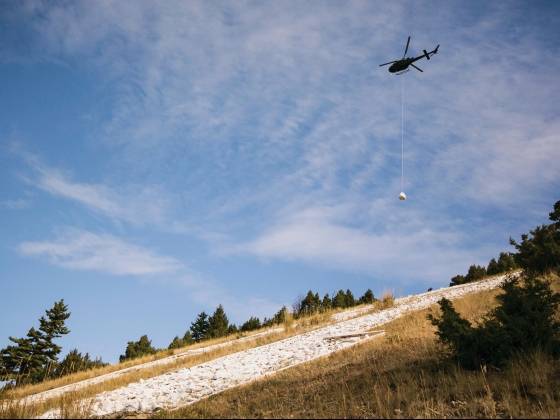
403,36,411,57
410,63,423,72
379,60,397,67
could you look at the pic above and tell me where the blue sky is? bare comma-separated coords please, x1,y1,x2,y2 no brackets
1,1,559,363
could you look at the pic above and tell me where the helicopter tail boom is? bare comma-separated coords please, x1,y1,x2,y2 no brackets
423,49,430,60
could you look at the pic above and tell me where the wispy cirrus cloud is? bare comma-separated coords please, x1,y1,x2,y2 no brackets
0,198,30,210
232,203,489,283
21,157,170,227
18,229,182,276
8,1,560,280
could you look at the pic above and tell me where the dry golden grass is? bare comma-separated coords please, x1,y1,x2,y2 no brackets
1,327,280,402
156,277,560,419
4,274,557,419
0,329,295,419
0,304,378,419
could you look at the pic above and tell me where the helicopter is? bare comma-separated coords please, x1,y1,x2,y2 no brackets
379,36,439,74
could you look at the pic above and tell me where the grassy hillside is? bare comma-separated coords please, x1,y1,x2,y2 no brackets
0,297,396,419
157,275,560,419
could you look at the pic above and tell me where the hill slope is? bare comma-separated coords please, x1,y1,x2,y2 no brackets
34,274,509,418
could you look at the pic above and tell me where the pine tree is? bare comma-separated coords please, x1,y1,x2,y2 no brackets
39,300,70,374
359,289,375,304
182,331,194,345
54,349,105,377
119,335,156,362
510,200,560,275
275,306,289,324
465,265,486,282
345,289,356,307
207,305,230,339
333,290,347,308
449,274,466,286
227,324,238,334
190,312,209,342
0,300,71,385
429,274,560,369
486,258,500,275
497,252,517,272
299,291,321,315
241,317,261,332
168,336,183,350
321,294,332,311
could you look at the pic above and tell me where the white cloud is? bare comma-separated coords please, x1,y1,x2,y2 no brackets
8,2,559,281
25,159,169,227
18,229,183,276
0,198,30,210
234,204,487,282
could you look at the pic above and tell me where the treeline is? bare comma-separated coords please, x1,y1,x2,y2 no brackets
431,199,560,369
120,288,379,362
293,289,376,317
0,300,106,387
450,252,517,286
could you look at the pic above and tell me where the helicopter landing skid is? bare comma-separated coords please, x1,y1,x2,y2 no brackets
395,69,410,75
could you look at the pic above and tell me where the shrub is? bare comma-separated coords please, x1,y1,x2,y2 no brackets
380,292,395,308
429,274,560,369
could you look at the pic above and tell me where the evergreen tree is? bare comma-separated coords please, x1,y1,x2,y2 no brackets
190,312,209,342
359,289,375,304
207,305,230,339
38,300,71,374
429,274,560,369
0,300,70,385
486,258,500,275
274,306,290,324
551,200,560,227
54,349,106,377
168,336,183,350
449,274,466,286
465,265,486,283
497,252,517,272
119,335,156,362
241,317,261,332
321,294,332,311
227,324,238,335
345,289,356,307
182,331,194,345
333,290,347,308
510,200,560,274
299,291,321,315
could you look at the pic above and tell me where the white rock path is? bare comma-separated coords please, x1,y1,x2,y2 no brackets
23,327,283,406
41,274,512,418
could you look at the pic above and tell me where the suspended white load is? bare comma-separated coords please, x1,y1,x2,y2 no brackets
399,192,407,201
